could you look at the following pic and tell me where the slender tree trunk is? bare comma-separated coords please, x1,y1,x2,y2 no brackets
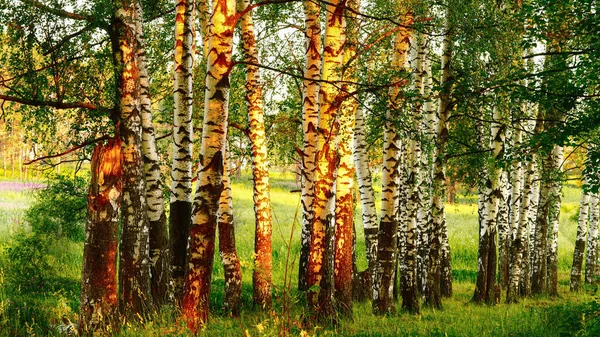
181,0,235,331
497,170,510,288
373,5,412,315
570,186,590,291
333,0,359,317
353,107,378,288
299,0,322,292
531,150,555,295
135,1,170,307
547,145,563,296
306,0,345,320
507,160,535,303
170,0,196,303
112,0,153,315
218,145,242,316
473,107,505,304
238,0,273,309
79,139,121,335
408,34,426,300
426,9,452,307
585,194,599,285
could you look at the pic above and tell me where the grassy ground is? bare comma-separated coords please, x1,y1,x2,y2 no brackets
1,173,599,336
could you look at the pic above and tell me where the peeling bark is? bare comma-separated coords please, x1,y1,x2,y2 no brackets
113,0,152,315
79,139,122,335
306,0,345,320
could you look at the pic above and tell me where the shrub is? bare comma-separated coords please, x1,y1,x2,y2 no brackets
25,173,87,242
5,232,55,293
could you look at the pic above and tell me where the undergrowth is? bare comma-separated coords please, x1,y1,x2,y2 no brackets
0,172,599,336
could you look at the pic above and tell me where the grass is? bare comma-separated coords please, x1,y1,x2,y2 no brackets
1,173,599,336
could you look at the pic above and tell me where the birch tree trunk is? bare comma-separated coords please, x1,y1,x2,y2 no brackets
218,145,242,316
238,0,273,309
473,107,505,304
135,2,170,306
333,0,359,316
113,0,153,315
79,139,121,334
497,170,510,288
507,160,535,303
181,0,235,331
547,145,564,296
353,107,378,290
585,193,599,285
426,9,452,306
298,0,322,292
373,4,412,315
306,0,345,319
170,0,196,302
570,186,590,291
408,34,426,300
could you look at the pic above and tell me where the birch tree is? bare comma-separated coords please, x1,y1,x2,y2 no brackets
181,0,236,331
298,0,322,292
373,2,412,315
306,0,345,319
571,181,591,291
426,5,453,307
135,1,170,306
113,0,153,315
79,139,121,334
170,0,196,302
238,0,273,309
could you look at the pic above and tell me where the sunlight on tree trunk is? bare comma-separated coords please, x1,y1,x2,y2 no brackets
181,0,235,331
114,0,153,315
170,0,196,303
298,0,322,292
80,139,121,335
306,0,345,320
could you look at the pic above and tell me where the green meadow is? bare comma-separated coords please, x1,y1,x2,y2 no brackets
1,172,599,336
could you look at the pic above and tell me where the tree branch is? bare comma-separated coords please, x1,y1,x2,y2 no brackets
0,94,113,113
23,0,108,29
25,135,110,165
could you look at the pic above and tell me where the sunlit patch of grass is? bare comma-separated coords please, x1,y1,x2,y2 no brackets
0,177,596,336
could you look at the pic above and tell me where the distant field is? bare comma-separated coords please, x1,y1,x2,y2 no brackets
0,174,598,336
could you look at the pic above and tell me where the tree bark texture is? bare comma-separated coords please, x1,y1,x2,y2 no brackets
170,0,196,303
135,1,170,307
585,194,599,285
181,0,235,331
473,107,505,304
373,4,412,315
570,186,590,291
507,160,535,303
113,0,153,315
298,0,323,292
547,145,564,296
79,139,122,335
238,0,273,309
306,0,345,320
333,0,359,316
218,146,242,316
426,10,452,307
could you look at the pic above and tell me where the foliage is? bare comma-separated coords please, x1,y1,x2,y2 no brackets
3,232,54,293
25,173,87,241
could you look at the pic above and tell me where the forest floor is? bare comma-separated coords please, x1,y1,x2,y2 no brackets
0,173,599,336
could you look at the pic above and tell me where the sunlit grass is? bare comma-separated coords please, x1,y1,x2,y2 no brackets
0,176,597,336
